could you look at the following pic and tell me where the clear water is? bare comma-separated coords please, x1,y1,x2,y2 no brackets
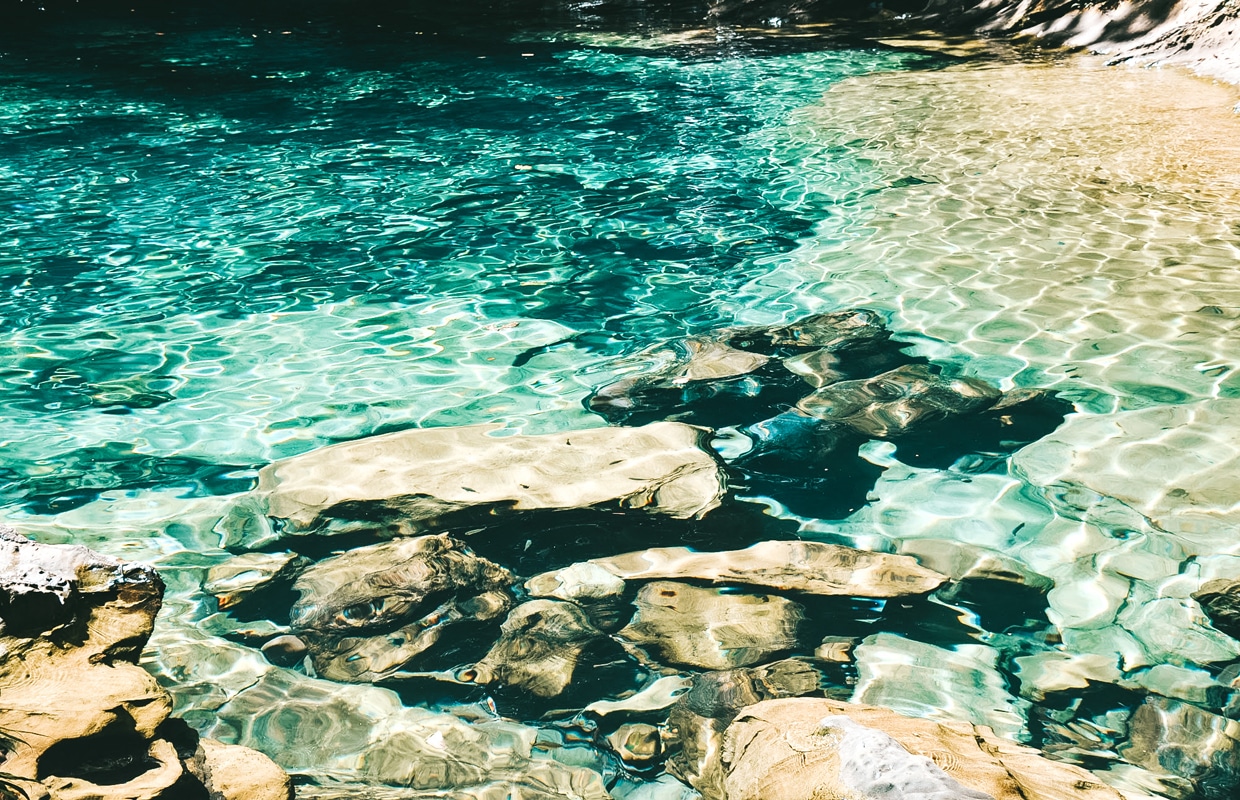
6,5,1240,799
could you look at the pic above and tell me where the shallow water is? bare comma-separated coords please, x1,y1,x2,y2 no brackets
5,5,1240,799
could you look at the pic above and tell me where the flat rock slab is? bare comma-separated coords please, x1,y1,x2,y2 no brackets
221,421,726,546
527,539,946,601
708,697,1126,800
618,581,804,670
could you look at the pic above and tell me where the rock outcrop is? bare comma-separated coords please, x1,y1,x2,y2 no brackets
921,0,1240,85
0,526,291,800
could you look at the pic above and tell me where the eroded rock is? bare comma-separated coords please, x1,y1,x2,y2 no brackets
617,581,803,670
694,697,1126,800
219,421,727,548
289,535,513,682
527,539,947,603
464,599,603,698
0,526,290,800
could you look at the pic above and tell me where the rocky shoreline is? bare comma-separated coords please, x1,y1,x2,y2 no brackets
7,310,1240,798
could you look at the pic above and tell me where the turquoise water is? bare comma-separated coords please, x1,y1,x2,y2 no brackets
0,13,928,511
7,5,1240,799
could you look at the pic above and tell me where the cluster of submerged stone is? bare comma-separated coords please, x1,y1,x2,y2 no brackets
169,309,1166,797
16,309,1237,797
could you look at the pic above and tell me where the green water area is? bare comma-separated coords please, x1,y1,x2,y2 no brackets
4,2,1240,797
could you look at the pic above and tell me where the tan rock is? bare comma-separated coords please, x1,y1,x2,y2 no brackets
464,599,603,698
528,539,946,601
0,527,291,800
700,697,1125,800
220,421,726,546
617,581,803,670
186,738,292,800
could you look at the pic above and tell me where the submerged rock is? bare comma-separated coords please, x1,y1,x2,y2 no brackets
1195,578,1240,640
527,539,947,603
1014,399,1240,541
723,309,892,352
289,535,513,682
664,660,825,796
464,599,603,698
618,581,803,670
852,633,1031,740
205,550,310,613
795,363,1002,439
589,337,772,416
219,421,727,548
0,526,290,800
696,698,1124,800
1120,696,1240,798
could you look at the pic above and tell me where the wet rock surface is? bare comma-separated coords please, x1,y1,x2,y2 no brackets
219,420,728,548
704,698,1127,800
62,309,1114,797
0,526,290,800
288,534,513,682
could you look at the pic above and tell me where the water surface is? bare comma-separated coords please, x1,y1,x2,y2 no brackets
4,7,1240,799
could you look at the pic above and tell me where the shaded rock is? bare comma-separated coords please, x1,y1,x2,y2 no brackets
528,539,946,603
724,308,891,352
852,633,1030,740
260,634,309,668
1119,696,1240,798
463,599,603,698
617,581,803,670
219,421,726,547
289,535,513,682
795,363,1002,439
186,738,292,800
606,723,663,769
700,698,1125,800
205,551,310,614
1192,578,1240,640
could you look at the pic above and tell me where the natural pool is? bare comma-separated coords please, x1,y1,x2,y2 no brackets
4,3,1240,798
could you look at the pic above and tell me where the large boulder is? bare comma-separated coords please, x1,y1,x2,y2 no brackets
690,697,1126,800
0,526,290,800
218,421,727,548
